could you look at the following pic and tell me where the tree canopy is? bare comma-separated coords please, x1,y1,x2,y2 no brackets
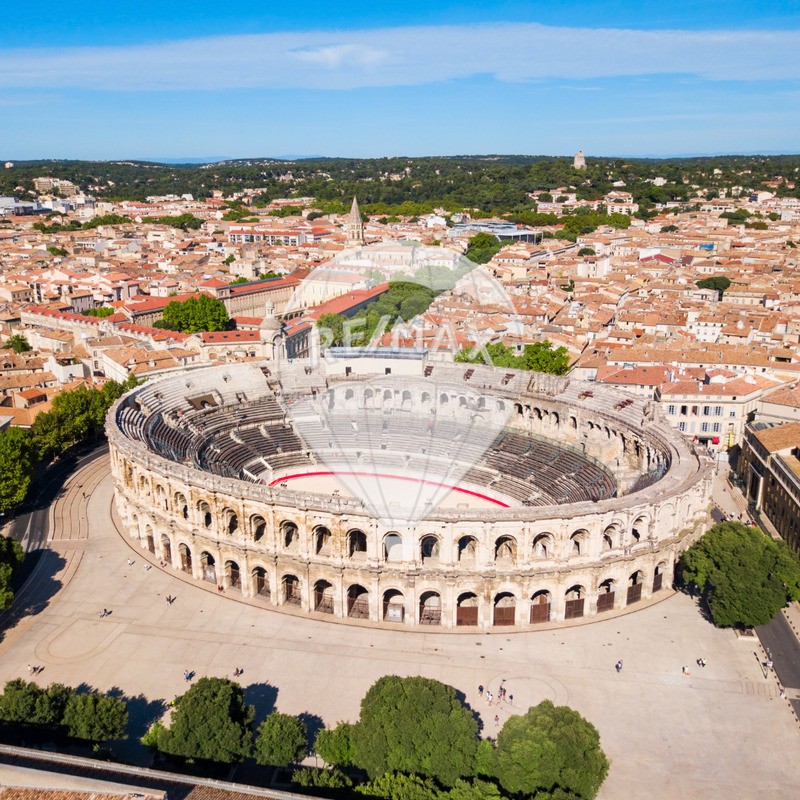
455,341,570,376
253,711,307,767
0,427,37,512
695,276,731,297
62,692,128,742
0,534,25,610
6,334,31,353
156,295,230,333
351,676,479,787
680,522,800,627
493,700,609,800
143,677,254,764
315,721,356,767
0,679,127,744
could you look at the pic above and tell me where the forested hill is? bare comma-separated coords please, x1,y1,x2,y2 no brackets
3,154,800,215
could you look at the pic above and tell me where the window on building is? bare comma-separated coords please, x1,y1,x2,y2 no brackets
702,406,711,416
729,411,736,417
713,423,721,433
680,405,688,415
701,422,709,433
667,405,676,415
714,406,722,416
678,421,686,432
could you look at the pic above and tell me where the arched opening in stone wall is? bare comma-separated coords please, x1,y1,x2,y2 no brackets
161,535,172,564
457,536,477,563
314,526,332,555
348,529,367,559
198,501,212,529
200,551,216,583
530,590,551,624
420,535,440,563
384,532,403,562
493,592,516,626
570,529,588,557
597,578,616,613
225,560,241,591
179,543,192,574
419,591,441,625
631,515,648,543
252,566,270,597
565,585,585,619
602,523,620,551
347,584,369,618
653,561,667,593
281,521,299,550
175,492,188,520
224,509,239,535
383,589,405,622
155,485,167,511
314,579,334,613
251,515,266,542
494,536,516,564
532,533,554,559
282,574,301,605
627,570,644,605
456,592,479,626
144,524,155,554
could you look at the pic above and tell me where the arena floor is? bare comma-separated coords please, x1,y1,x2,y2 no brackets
1,457,798,799
267,471,511,511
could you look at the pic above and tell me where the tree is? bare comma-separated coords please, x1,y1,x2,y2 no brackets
0,534,24,610
680,522,800,627
455,341,569,376
695,276,731,298
315,721,356,767
660,225,678,233
147,677,253,764
465,234,502,265
493,700,609,800
6,335,31,353
84,307,115,317
577,248,595,257
158,295,229,333
352,676,479,787
62,692,128,742
0,679,72,730
357,772,442,800
293,767,353,791
254,712,308,767
0,427,37,512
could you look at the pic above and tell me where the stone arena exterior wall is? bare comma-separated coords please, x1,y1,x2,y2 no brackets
107,361,713,629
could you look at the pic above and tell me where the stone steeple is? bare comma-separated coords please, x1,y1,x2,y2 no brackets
346,196,365,246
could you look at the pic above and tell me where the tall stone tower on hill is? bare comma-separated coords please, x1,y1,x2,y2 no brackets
346,196,365,246
573,150,587,170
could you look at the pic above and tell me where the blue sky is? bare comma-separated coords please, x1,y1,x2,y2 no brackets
1,1,798,160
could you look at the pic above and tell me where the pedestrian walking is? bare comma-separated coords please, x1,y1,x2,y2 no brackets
615,660,623,673
494,714,500,726
27,664,33,676
478,684,484,697
487,691,493,705
508,694,513,705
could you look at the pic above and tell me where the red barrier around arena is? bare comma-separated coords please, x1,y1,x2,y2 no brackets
269,471,510,508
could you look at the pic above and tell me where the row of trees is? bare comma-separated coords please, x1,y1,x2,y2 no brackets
0,376,139,514
9,154,800,211
455,342,571,376
317,282,438,348
0,679,128,744
142,675,609,800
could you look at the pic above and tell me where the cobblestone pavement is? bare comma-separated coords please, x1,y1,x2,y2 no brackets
0,459,798,800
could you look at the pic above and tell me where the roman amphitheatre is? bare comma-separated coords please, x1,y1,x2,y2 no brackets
108,352,712,629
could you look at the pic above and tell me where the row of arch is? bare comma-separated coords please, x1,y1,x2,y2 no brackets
137,502,653,565
141,529,670,627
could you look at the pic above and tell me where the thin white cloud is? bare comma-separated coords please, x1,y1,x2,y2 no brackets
0,23,798,91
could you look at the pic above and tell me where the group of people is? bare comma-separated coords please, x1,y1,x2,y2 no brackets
99,608,112,618
477,680,513,706
233,667,245,677
27,664,44,676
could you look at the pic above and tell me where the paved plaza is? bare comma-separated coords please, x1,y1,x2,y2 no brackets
0,457,798,799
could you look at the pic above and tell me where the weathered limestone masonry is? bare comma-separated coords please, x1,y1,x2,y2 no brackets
107,359,713,629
